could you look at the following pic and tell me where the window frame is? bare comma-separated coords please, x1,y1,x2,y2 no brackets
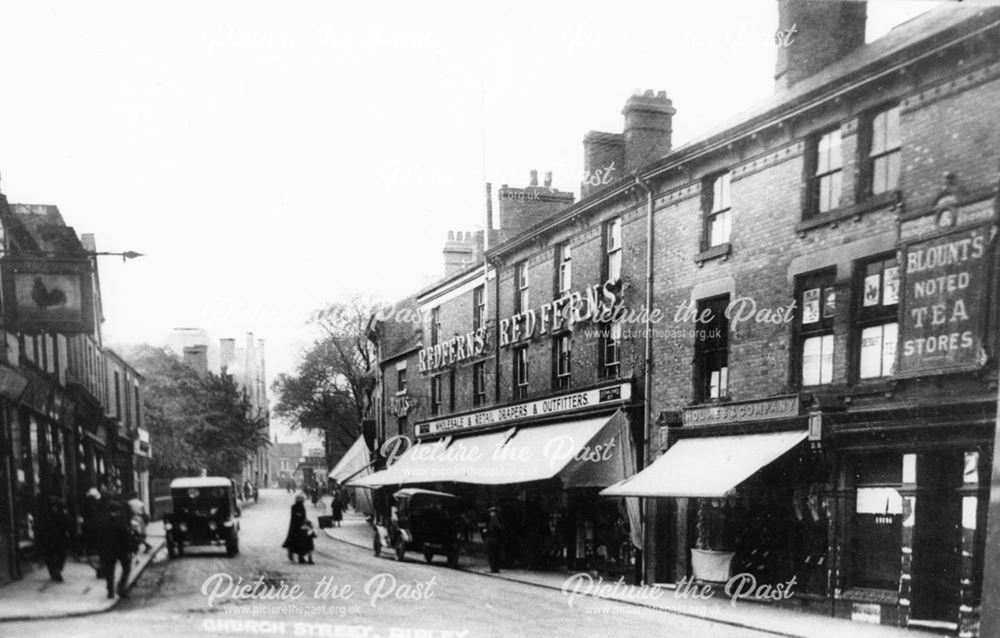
513,346,529,399
430,306,441,346
514,261,529,313
430,374,442,415
807,127,844,217
554,333,572,390
473,361,487,407
604,217,622,282
794,269,837,388
853,254,900,382
396,367,407,395
599,322,621,380
703,171,732,249
473,285,486,331
694,295,730,402
862,104,901,198
556,243,572,296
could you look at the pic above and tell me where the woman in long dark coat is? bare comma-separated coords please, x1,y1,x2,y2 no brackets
282,494,307,561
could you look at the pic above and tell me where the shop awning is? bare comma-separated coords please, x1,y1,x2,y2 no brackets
349,409,634,488
328,435,372,482
601,430,807,498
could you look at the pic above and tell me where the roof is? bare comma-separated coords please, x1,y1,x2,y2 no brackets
170,477,233,489
8,203,86,255
488,3,1000,259
376,294,422,362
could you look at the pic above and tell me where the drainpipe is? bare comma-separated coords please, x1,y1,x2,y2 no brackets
634,173,654,584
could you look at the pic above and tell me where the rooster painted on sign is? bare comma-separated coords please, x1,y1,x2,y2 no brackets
31,276,68,308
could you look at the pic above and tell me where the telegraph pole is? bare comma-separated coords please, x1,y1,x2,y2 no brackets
979,385,1000,637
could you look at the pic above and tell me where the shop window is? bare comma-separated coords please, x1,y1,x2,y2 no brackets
430,375,442,415
557,243,572,296
795,270,836,387
807,128,843,217
703,171,732,248
695,296,729,401
513,346,529,399
473,285,485,331
431,307,441,346
515,261,529,313
554,334,571,390
473,361,486,407
605,217,622,281
600,323,621,379
864,105,901,197
855,255,899,380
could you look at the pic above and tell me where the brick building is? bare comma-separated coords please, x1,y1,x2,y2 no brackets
358,2,1000,633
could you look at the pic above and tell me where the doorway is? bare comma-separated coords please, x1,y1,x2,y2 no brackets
909,451,962,629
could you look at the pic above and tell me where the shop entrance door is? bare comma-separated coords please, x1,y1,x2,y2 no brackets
910,452,962,627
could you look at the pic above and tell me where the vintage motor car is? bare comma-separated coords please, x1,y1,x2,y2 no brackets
374,488,464,567
164,477,241,558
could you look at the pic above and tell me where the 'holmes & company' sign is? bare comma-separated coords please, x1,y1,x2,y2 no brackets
898,224,991,376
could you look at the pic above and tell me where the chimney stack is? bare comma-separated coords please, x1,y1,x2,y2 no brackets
622,90,675,174
183,345,209,375
220,338,237,371
443,230,483,276
495,171,575,240
529,169,538,187
543,171,552,188
774,0,867,91
582,132,625,198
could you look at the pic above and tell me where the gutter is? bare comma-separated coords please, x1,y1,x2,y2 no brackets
633,173,654,585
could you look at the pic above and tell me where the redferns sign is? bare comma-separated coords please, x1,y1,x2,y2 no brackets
499,279,621,347
898,225,990,376
419,327,488,373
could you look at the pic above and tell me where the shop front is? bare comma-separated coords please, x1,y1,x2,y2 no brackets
351,381,642,577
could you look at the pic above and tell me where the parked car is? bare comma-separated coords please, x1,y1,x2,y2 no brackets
164,477,240,558
374,488,464,567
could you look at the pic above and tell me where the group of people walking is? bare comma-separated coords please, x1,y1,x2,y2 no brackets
35,485,151,599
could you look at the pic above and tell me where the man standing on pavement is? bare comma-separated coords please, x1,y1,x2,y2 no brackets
483,506,504,574
97,497,136,599
39,498,71,582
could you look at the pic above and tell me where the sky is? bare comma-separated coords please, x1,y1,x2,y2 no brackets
0,0,941,437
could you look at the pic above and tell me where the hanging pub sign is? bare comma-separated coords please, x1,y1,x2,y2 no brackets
897,224,992,376
1,258,95,333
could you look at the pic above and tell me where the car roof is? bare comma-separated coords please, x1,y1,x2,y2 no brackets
170,477,232,489
393,488,460,500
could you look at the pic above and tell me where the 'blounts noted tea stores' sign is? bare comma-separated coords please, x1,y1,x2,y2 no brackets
898,224,991,376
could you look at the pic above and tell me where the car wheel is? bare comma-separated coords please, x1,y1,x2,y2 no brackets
226,533,240,557
423,548,434,564
373,533,382,557
394,537,406,562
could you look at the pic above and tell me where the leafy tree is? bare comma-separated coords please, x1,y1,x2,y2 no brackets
119,344,270,479
272,296,376,459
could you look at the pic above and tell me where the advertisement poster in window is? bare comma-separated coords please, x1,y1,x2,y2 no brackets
897,224,991,376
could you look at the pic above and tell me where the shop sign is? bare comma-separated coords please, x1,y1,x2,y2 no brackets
499,279,621,348
84,427,107,447
683,395,800,427
898,224,991,376
1,259,96,333
389,395,416,417
418,327,488,373
416,381,632,437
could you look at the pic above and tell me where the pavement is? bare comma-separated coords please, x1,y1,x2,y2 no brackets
322,507,936,638
0,497,257,622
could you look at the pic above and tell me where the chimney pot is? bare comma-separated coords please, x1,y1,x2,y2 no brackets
544,171,552,188
529,170,538,186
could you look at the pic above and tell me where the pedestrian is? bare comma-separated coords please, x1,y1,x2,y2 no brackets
296,519,317,564
127,491,153,553
39,498,71,582
483,506,504,574
311,485,320,507
282,494,307,562
96,497,136,599
331,493,343,528
80,485,103,576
